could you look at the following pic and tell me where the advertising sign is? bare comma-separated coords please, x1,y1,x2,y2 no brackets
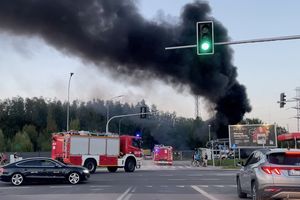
229,124,277,148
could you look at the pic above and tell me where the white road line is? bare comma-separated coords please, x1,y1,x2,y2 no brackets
49,186,73,189
214,185,225,188
90,188,104,191
116,187,132,200
90,185,112,188
176,185,185,188
146,185,153,188
191,185,218,200
197,185,209,188
0,186,30,189
187,174,203,177
131,187,137,193
228,185,237,187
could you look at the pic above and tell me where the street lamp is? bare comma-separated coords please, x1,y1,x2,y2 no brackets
106,95,125,123
208,124,211,142
67,72,74,132
208,124,215,167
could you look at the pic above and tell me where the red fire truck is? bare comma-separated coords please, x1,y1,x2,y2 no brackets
153,145,173,165
51,131,142,173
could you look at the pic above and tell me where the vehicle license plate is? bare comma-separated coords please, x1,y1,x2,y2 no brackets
289,169,300,176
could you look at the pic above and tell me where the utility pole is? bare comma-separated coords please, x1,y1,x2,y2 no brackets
67,72,74,132
195,95,200,119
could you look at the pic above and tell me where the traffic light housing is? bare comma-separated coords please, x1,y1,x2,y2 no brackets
140,106,147,118
280,93,286,108
196,21,214,55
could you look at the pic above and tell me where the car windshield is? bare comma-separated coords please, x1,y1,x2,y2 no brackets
268,152,300,166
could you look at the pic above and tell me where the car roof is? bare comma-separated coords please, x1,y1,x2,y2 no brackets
15,157,55,163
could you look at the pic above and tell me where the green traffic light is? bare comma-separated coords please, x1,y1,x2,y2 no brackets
201,42,210,51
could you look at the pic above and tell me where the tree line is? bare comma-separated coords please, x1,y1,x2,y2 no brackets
0,97,287,152
0,97,212,152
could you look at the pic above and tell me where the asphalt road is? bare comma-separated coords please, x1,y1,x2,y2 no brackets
0,161,244,200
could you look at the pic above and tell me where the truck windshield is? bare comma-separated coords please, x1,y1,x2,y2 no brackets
132,138,142,148
268,152,300,165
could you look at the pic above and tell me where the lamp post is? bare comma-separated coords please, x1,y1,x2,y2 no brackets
208,124,211,142
208,124,215,167
106,95,124,124
67,72,74,132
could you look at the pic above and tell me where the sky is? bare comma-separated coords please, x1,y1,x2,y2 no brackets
0,0,300,132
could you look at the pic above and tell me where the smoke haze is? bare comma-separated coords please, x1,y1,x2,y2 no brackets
0,0,251,137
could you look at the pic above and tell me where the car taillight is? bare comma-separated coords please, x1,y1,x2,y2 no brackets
261,166,281,175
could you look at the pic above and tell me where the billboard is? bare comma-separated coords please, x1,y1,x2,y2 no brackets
229,124,277,148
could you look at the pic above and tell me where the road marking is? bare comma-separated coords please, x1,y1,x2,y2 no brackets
90,188,104,191
228,185,237,187
187,174,203,177
131,187,137,193
200,178,221,181
197,185,209,188
0,186,30,189
90,185,112,188
176,185,185,188
146,185,153,188
215,173,236,176
191,185,218,200
116,187,132,200
214,185,225,188
49,186,73,189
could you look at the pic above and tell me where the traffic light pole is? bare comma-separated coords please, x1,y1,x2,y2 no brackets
105,112,157,134
165,34,300,50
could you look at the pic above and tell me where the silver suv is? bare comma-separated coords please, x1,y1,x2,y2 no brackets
237,148,300,200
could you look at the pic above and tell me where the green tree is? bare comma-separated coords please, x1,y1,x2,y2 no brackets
23,125,38,151
37,131,51,151
0,129,5,152
70,118,80,130
11,131,33,152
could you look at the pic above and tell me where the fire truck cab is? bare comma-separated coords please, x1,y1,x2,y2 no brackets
153,145,173,165
51,131,142,173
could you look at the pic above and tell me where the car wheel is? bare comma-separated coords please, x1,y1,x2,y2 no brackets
11,173,24,186
68,172,80,185
124,158,136,172
251,182,262,200
237,178,247,198
84,160,96,174
107,167,118,173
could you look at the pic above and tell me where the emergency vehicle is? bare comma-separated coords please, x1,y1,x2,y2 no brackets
51,131,142,173
153,145,173,165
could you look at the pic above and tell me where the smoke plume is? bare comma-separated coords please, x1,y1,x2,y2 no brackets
0,0,251,138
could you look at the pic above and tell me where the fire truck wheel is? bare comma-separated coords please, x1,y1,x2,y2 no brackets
124,158,136,172
107,167,118,173
84,159,96,174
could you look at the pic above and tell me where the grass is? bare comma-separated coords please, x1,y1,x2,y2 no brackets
207,159,246,169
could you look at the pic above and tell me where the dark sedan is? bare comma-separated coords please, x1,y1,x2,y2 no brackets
0,157,90,186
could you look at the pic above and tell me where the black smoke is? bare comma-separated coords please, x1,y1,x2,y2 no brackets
0,0,251,138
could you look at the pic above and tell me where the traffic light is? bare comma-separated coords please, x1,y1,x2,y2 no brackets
196,21,214,55
280,93,286,108
140,106,147,118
